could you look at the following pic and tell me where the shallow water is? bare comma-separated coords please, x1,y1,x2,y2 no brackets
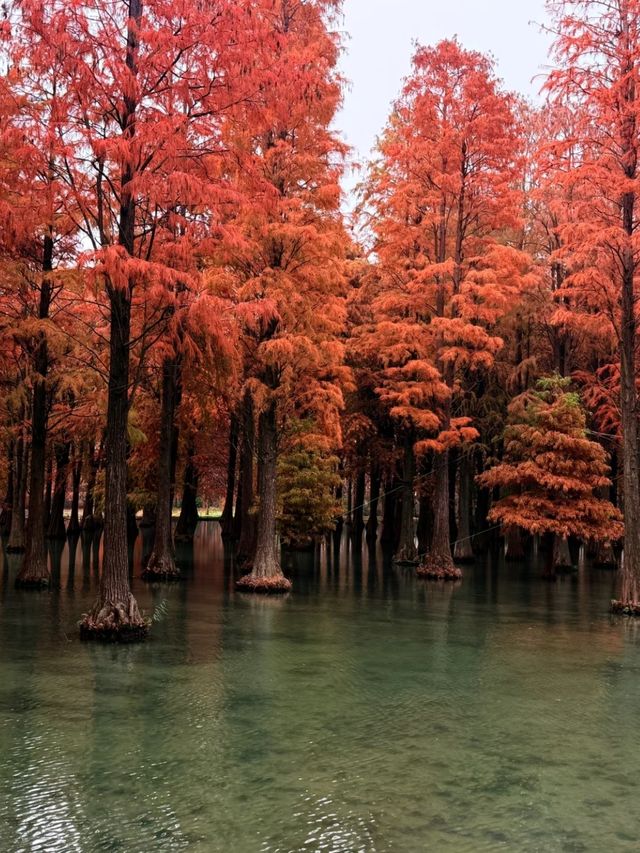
0,524,638,852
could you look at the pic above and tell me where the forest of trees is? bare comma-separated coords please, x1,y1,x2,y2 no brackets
1,0,640,641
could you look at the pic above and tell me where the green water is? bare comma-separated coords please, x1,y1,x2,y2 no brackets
0,524,639,852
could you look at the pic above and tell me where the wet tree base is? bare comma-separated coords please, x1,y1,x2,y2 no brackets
394,558,419,568
416,556,463,581
235,573,292,594
15,574,50,589
141,556,181,583
610,600,640,617
452,552,476,564
80,597,149,643
6,545,26,554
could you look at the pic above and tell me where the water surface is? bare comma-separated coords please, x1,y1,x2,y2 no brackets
0,525,638,852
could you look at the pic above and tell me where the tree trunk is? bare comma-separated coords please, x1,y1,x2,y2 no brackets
236,390,257,564
143,357,180,580
47,441,70,540
7,432,27,553
236,400,290,593
67,447,82,537
396,435,417,563
417,490,432,555
380,474,399,548
175,439,199,543
505,525,525,561
0,441,14,537
220,414,239,539
365,465,381,543
43,453,53,532
351,470,365,539
82,441,101,532
418,448,461,580
16,232,53,587
454,455,475,562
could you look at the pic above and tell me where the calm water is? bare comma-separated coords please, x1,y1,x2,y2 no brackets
0,524,639,853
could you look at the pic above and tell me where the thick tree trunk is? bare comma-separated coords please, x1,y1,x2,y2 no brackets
418,448,461,580
139,503,156,528
380,474,399,549
236,390,257,564
544,534,574,580
0,441,14,537
417,490,432,555
17,233,53,587
220,414,239,539
67,447,82,537
47,441,70,540
236,401,290,593
365,465,381,543
7,432,27,553
396,435,417,564
454,454,475,562
143,358,180,581
505,525,525,561
175,440,199,543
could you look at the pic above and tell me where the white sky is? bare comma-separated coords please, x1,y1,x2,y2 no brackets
337,0,554,200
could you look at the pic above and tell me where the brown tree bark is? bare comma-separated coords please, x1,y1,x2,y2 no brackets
81,440,102,532
236,400,291,593
417,445,461,581
143,357,180,581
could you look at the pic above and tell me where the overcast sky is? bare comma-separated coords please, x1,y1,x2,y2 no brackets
336,0,554,198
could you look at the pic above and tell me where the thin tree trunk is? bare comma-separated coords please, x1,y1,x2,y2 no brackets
220,414,239,539
236,400,290,593
352,470,365,539
0,441,14,538
365,465,381,543
454,454,474,562
7,431,27,553
47,441,70,540
236,390,257,563
143,357,180,580
67,446,82,537
175,439,199,543
82,440,101,532
44,454,53,532
380,474,399,548
16,232,54,586
396,434,417,563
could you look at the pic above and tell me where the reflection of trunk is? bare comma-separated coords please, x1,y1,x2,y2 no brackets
47,441,70,540
505,526,525,561
144,358,180,580
220,414,239,539
236,400,290,592
0,441,14,537
454,455,474,561
396,435,417,563
7,432,27,553
352,471,365,539
365,465,381,543
67,447,82,537
236,391,257,563
175,439,199,542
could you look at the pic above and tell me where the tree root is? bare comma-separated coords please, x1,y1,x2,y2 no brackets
141,553,181,582
235,573,292,594
416,555,463,581
610,600,640,617
15,573,50,590
79,595,149,643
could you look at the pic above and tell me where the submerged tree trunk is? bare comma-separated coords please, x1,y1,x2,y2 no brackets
365,465,381,543
67,446,82,537
396,435,417,564
220,414,239,539
47,441,70,540
236,400,290,593
7,431,27,553
418,448,461,580
454,454,475,562
236,390,257,564
17,233,54,587
175,439,199,543
143,358,180,581
81,287,146,640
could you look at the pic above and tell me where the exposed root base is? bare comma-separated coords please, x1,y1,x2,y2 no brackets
80,597,149,643
141,555,181,583
235,573,292,594
417,556,463,582
15,574,50,589
610,600,640,617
